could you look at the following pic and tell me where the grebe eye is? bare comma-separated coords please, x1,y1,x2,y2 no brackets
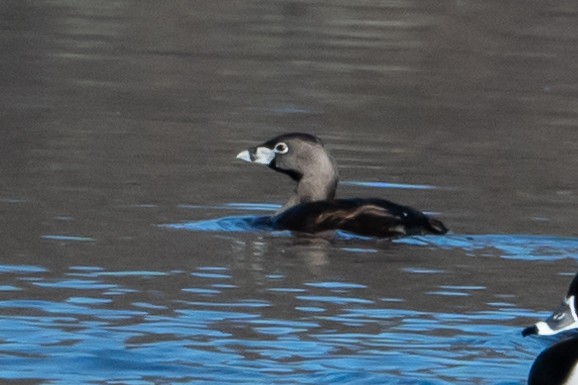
274,142,289,154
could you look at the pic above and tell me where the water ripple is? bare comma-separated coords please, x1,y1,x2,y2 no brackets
395,234,578,261
0,261,534,385
341,180,437,190
0,234,562,384
161,215,272,232
162,213,578,262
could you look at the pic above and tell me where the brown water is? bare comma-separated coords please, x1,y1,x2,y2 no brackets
1,1,578,384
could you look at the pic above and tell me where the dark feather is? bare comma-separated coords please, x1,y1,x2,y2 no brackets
527,336,578,385
272,198,448,237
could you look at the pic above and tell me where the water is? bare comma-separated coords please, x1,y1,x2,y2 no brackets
2,1,578,384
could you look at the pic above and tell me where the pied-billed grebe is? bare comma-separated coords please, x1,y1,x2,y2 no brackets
236,132,448,237
522,272,578,385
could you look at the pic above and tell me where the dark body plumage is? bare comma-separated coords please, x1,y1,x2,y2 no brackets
273,198,447,237
527,336,578,385
236,132,448,237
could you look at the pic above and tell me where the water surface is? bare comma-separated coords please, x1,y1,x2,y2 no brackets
1,1,578,384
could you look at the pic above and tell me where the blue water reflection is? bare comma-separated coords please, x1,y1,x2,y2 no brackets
163,213,578,262
162,215,273,232
0,258,549,384
342,180,437,190
395,235,578,261
120,211,578,383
